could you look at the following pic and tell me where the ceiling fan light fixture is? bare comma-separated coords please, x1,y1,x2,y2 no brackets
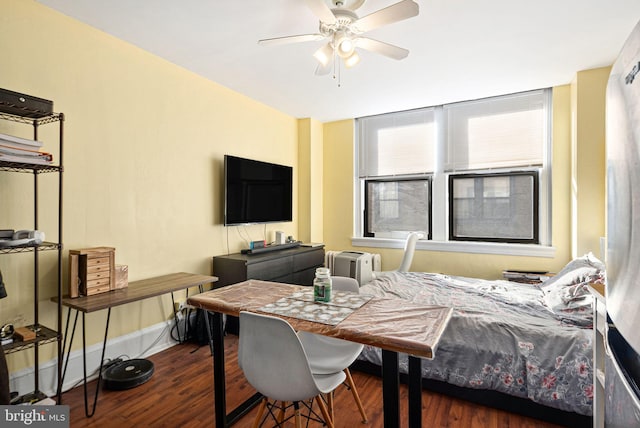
344,50,360,68
313,43,334,66
338,38,353,55
334,31,355,58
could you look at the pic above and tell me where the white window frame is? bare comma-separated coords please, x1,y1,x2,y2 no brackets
353,89,554,258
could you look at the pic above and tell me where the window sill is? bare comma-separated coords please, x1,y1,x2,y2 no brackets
351,237,556,258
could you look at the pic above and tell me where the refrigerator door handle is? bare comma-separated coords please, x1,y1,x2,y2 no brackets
605,335,640,410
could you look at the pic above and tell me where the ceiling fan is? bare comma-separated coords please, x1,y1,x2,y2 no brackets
258,0,419,75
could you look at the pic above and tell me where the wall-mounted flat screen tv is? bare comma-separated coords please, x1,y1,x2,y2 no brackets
224,155,293,226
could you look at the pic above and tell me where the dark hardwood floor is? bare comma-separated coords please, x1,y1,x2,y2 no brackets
61,335,566,427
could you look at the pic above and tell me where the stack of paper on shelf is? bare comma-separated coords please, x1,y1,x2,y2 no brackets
0,132,52,165
502,270,552,284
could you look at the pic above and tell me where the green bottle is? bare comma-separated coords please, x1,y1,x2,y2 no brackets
313,267,332,302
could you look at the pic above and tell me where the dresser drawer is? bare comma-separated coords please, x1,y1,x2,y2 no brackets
293,249,325,272
292,267,316,286
247,256,293,280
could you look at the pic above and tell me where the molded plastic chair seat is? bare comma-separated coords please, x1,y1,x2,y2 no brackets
297,276,368,423
300,335,364,374
238,311,344,427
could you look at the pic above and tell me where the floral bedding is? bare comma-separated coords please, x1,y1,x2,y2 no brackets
358,253,605,416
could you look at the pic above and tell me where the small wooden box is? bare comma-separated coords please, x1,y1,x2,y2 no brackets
14,326,36,342
69,247,115,297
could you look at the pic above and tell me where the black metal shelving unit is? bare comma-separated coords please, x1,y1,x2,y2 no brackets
0,109,63,403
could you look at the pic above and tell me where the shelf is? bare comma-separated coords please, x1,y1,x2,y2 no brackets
0,161,61,174
2,324,60,354
0,241,61,254
0,94,64,400
0,111,62,124
10,390,49,405
0,110,62,173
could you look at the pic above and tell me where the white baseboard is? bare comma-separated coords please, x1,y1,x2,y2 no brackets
9,316,194,398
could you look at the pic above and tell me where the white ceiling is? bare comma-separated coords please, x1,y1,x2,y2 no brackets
36,0,640,122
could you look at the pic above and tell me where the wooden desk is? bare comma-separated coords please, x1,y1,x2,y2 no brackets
54,272,218,417
187,280,453,428
57,272,217,313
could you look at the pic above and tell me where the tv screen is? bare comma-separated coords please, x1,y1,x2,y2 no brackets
224,155,293,226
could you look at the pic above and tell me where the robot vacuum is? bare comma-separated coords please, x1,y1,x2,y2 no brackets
103,359,154,390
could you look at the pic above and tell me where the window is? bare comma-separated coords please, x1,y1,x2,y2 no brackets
449,171,538,243
364,178,432,238
356,89,551,250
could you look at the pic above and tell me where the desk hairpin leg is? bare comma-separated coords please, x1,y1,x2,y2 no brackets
203,311,261,427
81,308,112,418
58,306,112,417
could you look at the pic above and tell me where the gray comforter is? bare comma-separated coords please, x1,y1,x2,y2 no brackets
358,256,604,416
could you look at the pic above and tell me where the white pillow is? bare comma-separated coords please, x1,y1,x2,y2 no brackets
540,252,605,326
540,252,605,294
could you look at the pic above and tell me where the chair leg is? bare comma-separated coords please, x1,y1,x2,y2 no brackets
314,395,334,428
327,391,334,423
252,397,267,428
277,401,286,424
345,368,368,423
293,401,302,428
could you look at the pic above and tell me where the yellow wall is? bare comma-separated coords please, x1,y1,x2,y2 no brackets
323,120,355,250
321,80,608,278
0,0,299,371
0,0,610,375
571,67,610,259
298,118,324,243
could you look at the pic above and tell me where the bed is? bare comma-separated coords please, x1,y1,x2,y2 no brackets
354,253,605,427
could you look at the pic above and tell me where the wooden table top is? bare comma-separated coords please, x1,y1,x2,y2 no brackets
187,279,453,359
53,272,218,313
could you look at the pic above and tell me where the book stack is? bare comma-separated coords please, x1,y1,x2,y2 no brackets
0,132,53,165
502,270,553,284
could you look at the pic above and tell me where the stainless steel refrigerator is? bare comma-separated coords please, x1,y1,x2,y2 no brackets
605,17,640,428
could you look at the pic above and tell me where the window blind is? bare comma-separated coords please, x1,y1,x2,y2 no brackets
358,108,435,178
444,90,547,172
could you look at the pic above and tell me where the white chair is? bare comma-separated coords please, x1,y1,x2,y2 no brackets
238,311,344,428
397,231,425,272
297,276,368,423
367,231,425,282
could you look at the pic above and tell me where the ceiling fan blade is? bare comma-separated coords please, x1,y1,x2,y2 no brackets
258,34,325,46
353,0,419,33
356,37,409,60
304,0,337,24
